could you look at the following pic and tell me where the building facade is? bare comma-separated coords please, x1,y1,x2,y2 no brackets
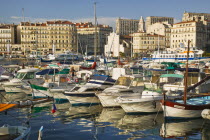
19,20,77,56
182,12,210,22
76,22,112,55
104,32,131,57
0,24,18,55
146,16,174,30
181,12,210,52
132,32,165,57
147,22,172,48
170,20,207,50
116,18,139,35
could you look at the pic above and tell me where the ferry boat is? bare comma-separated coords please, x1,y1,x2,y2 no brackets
144,46,209,62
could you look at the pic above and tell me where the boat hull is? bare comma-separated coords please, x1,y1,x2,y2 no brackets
161,96,210,119
120,100,163,114
64,92,100,106
97,94,121,107
4,86,31,94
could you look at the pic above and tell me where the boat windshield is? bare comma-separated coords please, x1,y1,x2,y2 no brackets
15,72,35,79
131,77,144,86
115,77,133,86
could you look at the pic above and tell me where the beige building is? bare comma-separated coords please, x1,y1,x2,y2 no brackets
147,22,172,48
116,18,139,35
132,32,165,57
170,20,207,50
146,16,174,30
19,20,77,56
182,12,210,21
0,24,18,55
76,22,112,55
181,12,210,52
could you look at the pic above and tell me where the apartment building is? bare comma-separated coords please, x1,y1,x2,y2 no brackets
146,16,174,30
76,22,112,55
180,12,210,51
132,32,165,57
19,20,77,56
170,20,207,50
116,18,139,35
0,24,18,54
182,12,210,21
47,21,77,54
147,22,172,48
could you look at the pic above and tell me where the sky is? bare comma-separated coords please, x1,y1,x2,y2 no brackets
1,0,210,29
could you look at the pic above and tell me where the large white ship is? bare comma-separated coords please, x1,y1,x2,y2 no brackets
144,46,209,62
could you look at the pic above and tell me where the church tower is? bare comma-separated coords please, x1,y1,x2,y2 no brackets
138,16,146,32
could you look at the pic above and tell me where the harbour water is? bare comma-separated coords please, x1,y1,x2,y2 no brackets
0,59,210,140
1,99,210,140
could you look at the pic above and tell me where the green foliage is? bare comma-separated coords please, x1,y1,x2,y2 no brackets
119,52,125,57
203,52,210,57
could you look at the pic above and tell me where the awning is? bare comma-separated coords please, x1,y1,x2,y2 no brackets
30,84,48,91
160,74,184,78
57,69,70,74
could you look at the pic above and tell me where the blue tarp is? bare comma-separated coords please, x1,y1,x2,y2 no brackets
175,68,200,72
36,69,59,75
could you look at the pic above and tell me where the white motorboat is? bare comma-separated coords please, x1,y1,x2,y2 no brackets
64,74,116,106
115,90,164,114
3,68,44,94
96,74,144,107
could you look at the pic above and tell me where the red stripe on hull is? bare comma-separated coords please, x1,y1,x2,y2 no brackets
161,99,210,110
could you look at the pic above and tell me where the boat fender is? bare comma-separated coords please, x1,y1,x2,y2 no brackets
152,100,156,109
75,78,79,83
201,109,210,119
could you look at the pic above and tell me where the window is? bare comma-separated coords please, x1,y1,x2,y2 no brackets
15,72,35,79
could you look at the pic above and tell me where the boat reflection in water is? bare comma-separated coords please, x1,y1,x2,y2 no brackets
202,120,210,140
118,114,163,132
96,108,125,124
117,113,163,139
0,92,29,103
160,118,204,139
96,108,163,139
53,103,103,123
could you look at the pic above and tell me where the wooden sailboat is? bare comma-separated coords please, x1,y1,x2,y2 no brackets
80,2,97,70
160,40,210,119
0,104,16,112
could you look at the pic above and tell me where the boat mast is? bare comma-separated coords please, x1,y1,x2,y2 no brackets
183,40,190,104
22,8,26,56
94,2,97,58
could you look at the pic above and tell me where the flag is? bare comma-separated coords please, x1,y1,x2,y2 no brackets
51,103,56,113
